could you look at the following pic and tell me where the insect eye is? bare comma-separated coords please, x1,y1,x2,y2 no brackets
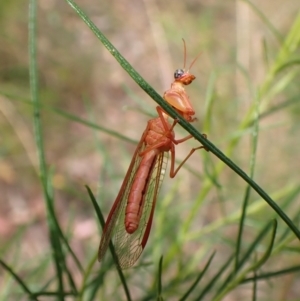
174,69,184,79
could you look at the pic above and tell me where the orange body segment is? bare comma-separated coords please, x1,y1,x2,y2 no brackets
125,149,157,233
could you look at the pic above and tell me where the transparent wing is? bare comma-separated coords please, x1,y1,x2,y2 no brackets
98,137,168,269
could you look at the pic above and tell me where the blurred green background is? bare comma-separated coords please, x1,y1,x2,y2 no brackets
1,0,300,300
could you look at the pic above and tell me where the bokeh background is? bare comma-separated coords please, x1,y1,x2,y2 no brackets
1,0,300,300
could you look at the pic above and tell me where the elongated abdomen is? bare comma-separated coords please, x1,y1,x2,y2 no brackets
125,150,157,233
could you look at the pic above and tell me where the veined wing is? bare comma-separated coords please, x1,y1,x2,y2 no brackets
98,135,168,269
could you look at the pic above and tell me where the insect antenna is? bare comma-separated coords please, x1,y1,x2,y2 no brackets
182,38,202,72
188,50,202,72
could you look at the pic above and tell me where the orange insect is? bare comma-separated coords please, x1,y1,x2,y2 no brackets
98,41,208,269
